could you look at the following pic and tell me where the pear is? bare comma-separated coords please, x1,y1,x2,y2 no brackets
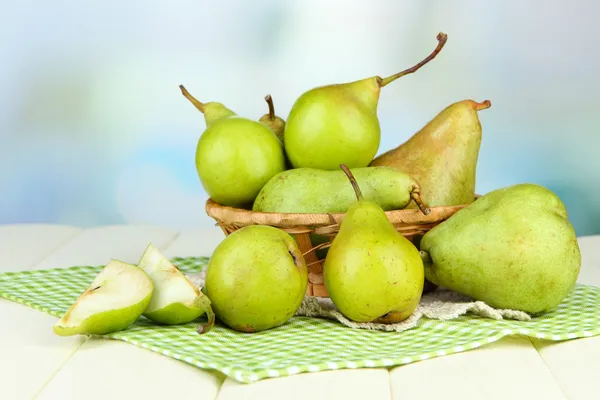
284,33,447,170
180,85,287,208
252,166,430,215
258,94,286,144
371,99,491,207
419,183,582,314
53,260,154,336
137,243,215,331
204,225,307,332
323,164,425,323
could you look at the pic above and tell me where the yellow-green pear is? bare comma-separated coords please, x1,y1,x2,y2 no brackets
284,33,447,170
323,165,425,323
204,225,307,333
137,243,214,331
53,260,154,336
180,85,287,208
420,183,582,314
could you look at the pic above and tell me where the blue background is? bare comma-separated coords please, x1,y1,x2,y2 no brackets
1,1,598,235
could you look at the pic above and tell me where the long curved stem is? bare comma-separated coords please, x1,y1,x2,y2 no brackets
379,32,448,88
179,85,205,113
340,164,363,201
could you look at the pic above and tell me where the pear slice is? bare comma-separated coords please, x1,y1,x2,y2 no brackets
137,243,214,330
53,259,154,336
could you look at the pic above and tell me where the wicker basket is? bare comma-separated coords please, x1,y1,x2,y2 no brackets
205,198,475,298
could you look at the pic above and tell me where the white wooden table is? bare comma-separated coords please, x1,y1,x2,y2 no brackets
1,224,599,400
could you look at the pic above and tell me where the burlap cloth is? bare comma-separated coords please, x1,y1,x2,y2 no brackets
186,273,530,332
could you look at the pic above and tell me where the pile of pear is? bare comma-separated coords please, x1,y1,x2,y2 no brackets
176,32,581,329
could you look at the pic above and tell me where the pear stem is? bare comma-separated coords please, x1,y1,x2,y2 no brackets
379,32,448,88
419,251,432,264
196,301,215,334
196,314,214,334
473,100,492,111
340,164,363,201
410,188,431,215
265,95,276,121
179,85,205,113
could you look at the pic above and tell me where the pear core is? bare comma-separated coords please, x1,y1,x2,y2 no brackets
53,260,153,336
137,243,211,325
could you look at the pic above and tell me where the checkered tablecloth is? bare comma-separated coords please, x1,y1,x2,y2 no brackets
1,256,599,383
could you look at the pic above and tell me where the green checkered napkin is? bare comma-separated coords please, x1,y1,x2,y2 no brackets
1,257,599,384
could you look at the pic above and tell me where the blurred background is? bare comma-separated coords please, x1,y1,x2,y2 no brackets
0,1,598,235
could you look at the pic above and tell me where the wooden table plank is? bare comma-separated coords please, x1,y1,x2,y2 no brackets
0,224,81,272
532,336,600,400
33,224,179,269
576,236,600,287
529,239,600,400
0,301,86,400
35,339,225,400
161,227,226,259
389,337,567,400
217,369,391,400
0,224,84,400
578,236,600,266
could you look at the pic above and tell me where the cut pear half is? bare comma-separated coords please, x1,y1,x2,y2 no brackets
53,259,154,336
137,243,214,331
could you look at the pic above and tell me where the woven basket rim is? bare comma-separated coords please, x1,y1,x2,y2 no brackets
205,197,478,229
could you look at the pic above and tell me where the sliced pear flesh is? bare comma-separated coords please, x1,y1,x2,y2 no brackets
53,259,154,336
138,243,214,329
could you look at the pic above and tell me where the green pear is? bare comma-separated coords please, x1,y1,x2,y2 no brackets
419,183,582,314
323,165,425,323
53,260,154,336
180,85,287,208
204,225,307,332
137,243,215,331
258,94,286,144
252,166,430,215
284,33,447,170
371,99,491,207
